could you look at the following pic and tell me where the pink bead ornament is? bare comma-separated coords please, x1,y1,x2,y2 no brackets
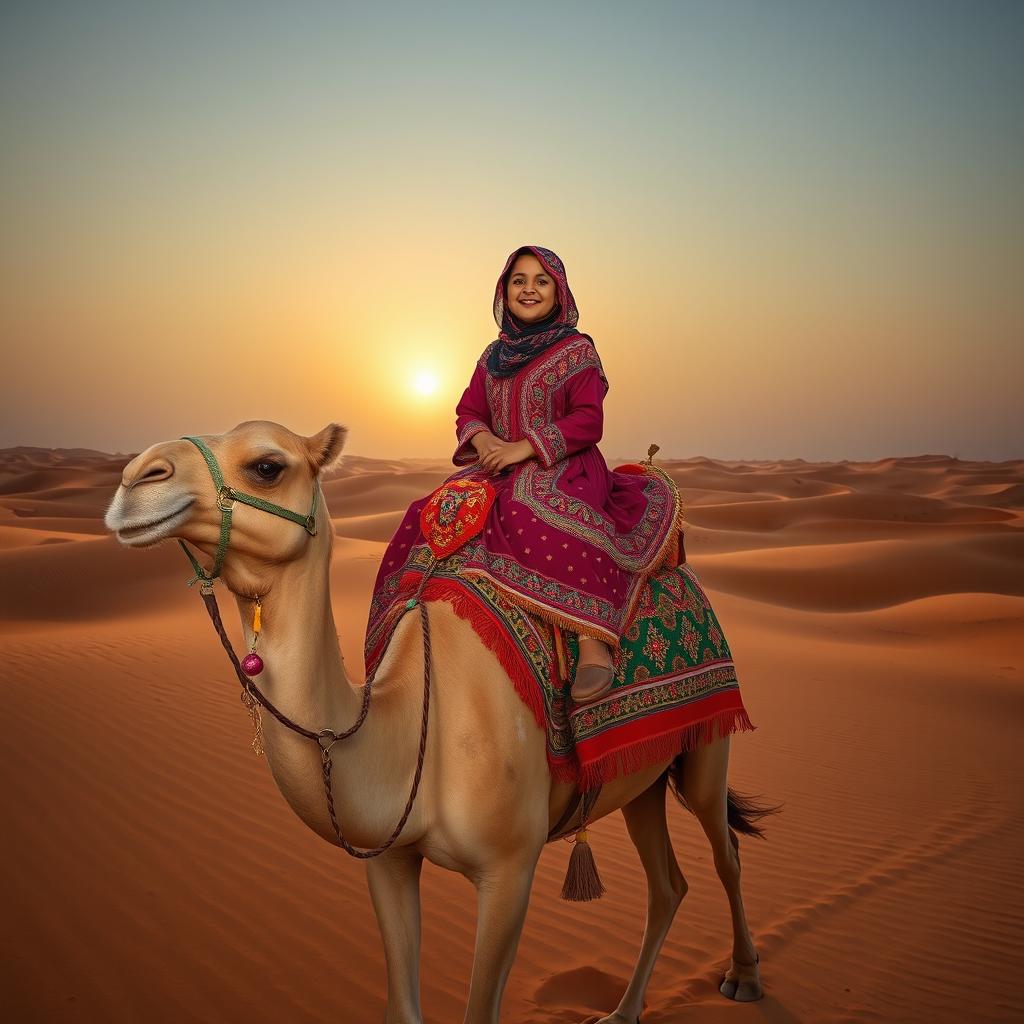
244,597,264,675
242,652,264,676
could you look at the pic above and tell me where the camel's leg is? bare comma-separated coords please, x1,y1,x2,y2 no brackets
366,847,425,1023
463,850,542,1024
680,731,763,1002
595,771,687,1024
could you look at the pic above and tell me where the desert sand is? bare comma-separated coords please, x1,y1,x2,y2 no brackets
1,446,1022,1023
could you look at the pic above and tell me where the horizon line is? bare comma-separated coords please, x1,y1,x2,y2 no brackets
1,445,1020,467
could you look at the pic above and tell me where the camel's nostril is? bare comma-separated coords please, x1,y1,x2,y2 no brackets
124,458,174,488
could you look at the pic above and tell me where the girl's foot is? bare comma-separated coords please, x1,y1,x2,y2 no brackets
572,638,615,703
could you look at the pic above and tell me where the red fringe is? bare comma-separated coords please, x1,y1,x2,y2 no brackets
576,705,756,791
548,757,581,785
418,577,547,731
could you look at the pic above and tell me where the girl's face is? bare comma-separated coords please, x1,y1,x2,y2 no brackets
506,252,557,323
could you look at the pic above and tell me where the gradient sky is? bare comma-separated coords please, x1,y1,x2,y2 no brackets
2,0,1021,461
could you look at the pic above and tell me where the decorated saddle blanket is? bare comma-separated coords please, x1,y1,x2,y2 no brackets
364,475,756,791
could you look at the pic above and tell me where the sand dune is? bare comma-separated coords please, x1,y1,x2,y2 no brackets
1,446,1022,1022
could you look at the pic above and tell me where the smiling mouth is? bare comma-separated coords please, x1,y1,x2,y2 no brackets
118,499,195,541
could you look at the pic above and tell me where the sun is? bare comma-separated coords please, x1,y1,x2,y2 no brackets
411,369,440,397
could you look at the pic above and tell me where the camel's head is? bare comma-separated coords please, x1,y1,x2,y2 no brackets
104,420,347,591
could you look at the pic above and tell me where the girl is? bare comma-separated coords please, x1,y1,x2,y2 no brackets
366,244,683,703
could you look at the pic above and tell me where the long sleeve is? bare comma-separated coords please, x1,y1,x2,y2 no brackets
452,360,493,465
525,364,607,469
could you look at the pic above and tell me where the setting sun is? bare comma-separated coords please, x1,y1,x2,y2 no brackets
411,369,440,397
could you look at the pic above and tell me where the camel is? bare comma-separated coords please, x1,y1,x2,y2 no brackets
104,419,773,1024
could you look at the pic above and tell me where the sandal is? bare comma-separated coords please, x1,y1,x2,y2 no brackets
571,663,615,703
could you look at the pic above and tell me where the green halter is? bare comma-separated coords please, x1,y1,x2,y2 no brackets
178,434,319,591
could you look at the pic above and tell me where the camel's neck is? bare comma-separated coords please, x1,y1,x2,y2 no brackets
231,533,350,727
228,530,421,848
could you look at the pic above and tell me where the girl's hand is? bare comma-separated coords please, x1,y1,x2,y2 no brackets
479,438,536,473
471,431,502,460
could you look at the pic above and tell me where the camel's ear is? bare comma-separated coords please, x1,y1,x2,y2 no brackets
306,423,348,476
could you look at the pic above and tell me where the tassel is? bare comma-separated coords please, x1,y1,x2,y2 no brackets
560,828,606,902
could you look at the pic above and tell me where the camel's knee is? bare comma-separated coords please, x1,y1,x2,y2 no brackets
653,870,687,909
685,786,727,828
667,876,688,914
715,843,741,885
696,827,740,886
647,845,688,914
688,794,741,883
668,855,689,900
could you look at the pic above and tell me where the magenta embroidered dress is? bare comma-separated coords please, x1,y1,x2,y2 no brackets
366,247,684,657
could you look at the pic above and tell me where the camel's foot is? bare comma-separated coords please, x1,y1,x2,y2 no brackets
719,950,762,1001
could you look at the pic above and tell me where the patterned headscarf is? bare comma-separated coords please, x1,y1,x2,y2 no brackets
486,245,593,378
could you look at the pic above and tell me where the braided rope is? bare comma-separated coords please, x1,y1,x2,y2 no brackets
198,557,437,858
321,597,432,858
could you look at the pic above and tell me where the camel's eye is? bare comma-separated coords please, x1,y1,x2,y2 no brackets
252,459,284,481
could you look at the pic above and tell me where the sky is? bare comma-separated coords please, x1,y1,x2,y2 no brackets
1,0,1021,461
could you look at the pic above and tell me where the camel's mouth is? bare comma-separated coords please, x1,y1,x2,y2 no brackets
115,499,196,546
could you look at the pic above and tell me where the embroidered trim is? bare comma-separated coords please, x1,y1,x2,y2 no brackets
455,536,622,627
486,372,514,440
512,459,681,572
525,423,567,468
518,337,607,452
459,566,622,648
453,420,490,465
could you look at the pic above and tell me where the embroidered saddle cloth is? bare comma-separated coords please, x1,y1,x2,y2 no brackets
364,476,757,791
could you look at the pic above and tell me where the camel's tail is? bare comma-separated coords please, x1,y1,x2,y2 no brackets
665,753,784,845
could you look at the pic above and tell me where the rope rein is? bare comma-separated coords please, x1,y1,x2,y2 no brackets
199,564,436,859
